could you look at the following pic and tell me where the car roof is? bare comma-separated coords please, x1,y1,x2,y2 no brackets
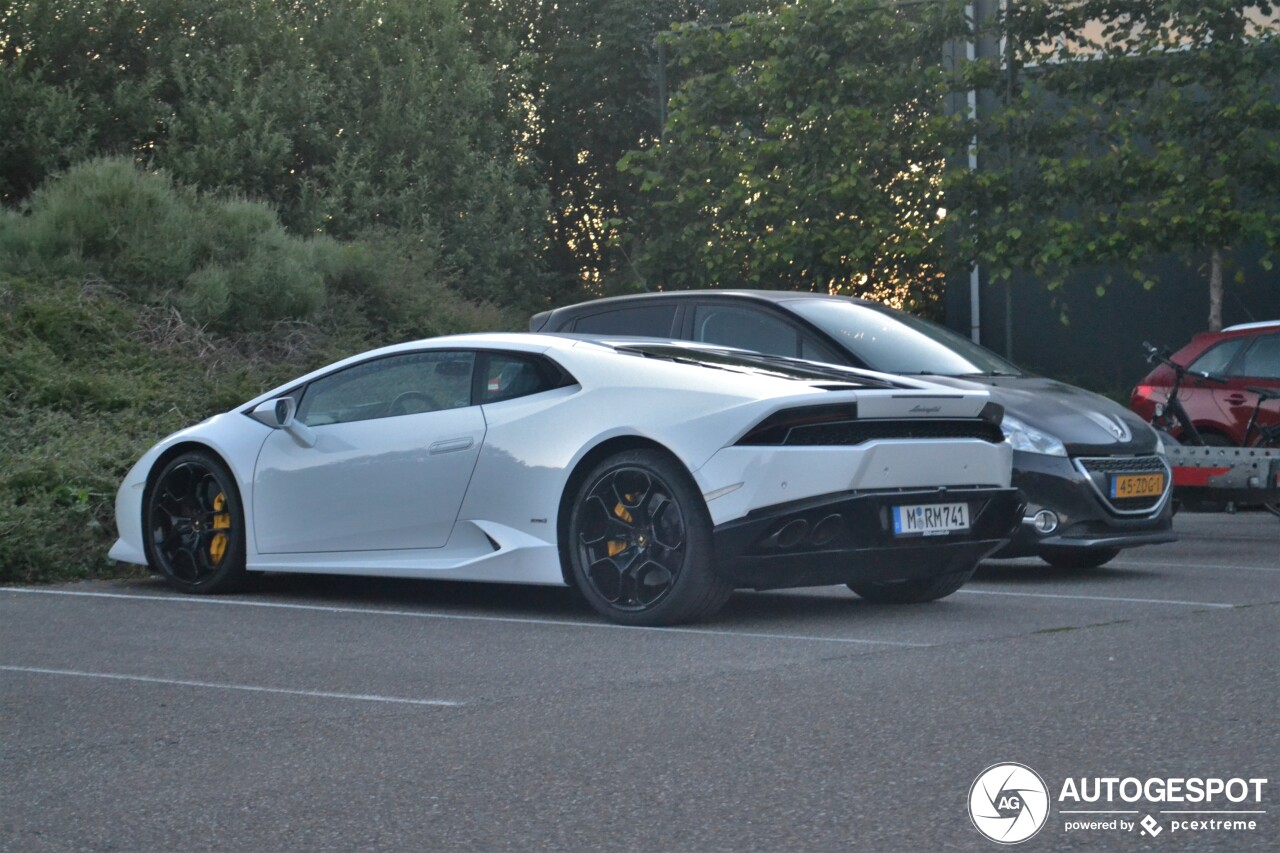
239,331,918,412
530,289,867,329
552,289,857,309
1221,320,1280,333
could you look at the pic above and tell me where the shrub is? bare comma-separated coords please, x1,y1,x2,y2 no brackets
0,62,96,204
4,158,335,329
0,274,307,583
0,158,525,584
0,262,517,585
1,0,553,308
17,158,201,296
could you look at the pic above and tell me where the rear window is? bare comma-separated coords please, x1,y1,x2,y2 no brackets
478,354,566,404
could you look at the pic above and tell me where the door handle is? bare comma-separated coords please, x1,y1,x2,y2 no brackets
429,437,474,455
1224,395,1247,405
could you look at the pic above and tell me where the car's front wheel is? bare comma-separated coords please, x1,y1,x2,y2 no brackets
847,566,976,604
567,449,731,626
144,450,247,593
1038,546,1120,569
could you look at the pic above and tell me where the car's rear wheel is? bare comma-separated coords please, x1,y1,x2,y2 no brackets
1037,546,1120,569
144,450,247,593
846,566,976,604
567,449,731,625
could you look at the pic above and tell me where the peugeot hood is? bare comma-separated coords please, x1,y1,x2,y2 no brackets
924,375,1159,456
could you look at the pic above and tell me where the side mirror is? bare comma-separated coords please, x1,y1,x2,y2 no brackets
273,396,297,428
251,397,316,448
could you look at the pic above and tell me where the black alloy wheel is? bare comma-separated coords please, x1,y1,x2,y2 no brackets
567,449,731,625
144,450,247,593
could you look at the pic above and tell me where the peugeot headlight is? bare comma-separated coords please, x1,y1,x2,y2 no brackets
1002,414,1067,457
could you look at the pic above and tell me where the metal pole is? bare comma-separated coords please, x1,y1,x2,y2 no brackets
656,38,667,135
1002,0,1014,359
966,2,981,343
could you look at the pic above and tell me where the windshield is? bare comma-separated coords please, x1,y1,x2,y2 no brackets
786,299,1024,376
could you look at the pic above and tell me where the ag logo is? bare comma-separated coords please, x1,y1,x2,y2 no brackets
969,763,1050,844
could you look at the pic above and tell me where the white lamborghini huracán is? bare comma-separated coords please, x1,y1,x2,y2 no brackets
111,334,1022,624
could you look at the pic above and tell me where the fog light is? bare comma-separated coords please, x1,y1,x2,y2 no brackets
1033,510,1059,534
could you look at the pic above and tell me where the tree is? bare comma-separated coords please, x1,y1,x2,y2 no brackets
462,0,763,303
952,0,1280,330
619,0,970,314
1,0,551,308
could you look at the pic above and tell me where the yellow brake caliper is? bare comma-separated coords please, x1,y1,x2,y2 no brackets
209,492,230,564
608,495,635,557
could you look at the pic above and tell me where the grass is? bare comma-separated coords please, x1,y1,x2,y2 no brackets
1,159,522,583
1,276,280,582
0,269,516,586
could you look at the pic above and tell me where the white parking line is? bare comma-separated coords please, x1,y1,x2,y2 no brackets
0,665,463,707
1109,560,1280,573
0,588,931,648
958,588,1236,608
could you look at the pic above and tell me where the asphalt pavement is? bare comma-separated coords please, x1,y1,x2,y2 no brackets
2,511,1277,851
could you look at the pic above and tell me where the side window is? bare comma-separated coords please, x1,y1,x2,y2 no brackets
693,305,802,357
1189,339,1246,375
1231,335,1280,380
571,305,677,337
801,334,843,364
479,354,559,404
297,351,475,426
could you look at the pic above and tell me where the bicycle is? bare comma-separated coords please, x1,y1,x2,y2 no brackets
1141,342,1280,517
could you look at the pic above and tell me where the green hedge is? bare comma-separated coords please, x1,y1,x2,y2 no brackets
1,0,551,309
0,161,516,583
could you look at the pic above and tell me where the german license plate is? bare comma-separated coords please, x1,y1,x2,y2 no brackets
1110,473,1165,499
892,502,970,537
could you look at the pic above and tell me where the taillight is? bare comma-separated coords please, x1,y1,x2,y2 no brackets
736,403,859,445
1133,385,1157,402
1131,385,1164,419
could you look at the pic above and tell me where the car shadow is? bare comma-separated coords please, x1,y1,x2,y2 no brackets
115,558,1165,627
253,572,596,618
240,574,871,625
973,560,1161,585
122,572,882,625
121,572,591,620
712,588,866,621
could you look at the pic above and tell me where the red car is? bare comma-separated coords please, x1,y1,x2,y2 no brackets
1131,321,1280,445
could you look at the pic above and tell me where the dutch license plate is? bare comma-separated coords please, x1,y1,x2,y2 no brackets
1110,473,1165,499
892,502,970,537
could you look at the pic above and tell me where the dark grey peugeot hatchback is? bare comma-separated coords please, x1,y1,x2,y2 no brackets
532,290,1175,568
